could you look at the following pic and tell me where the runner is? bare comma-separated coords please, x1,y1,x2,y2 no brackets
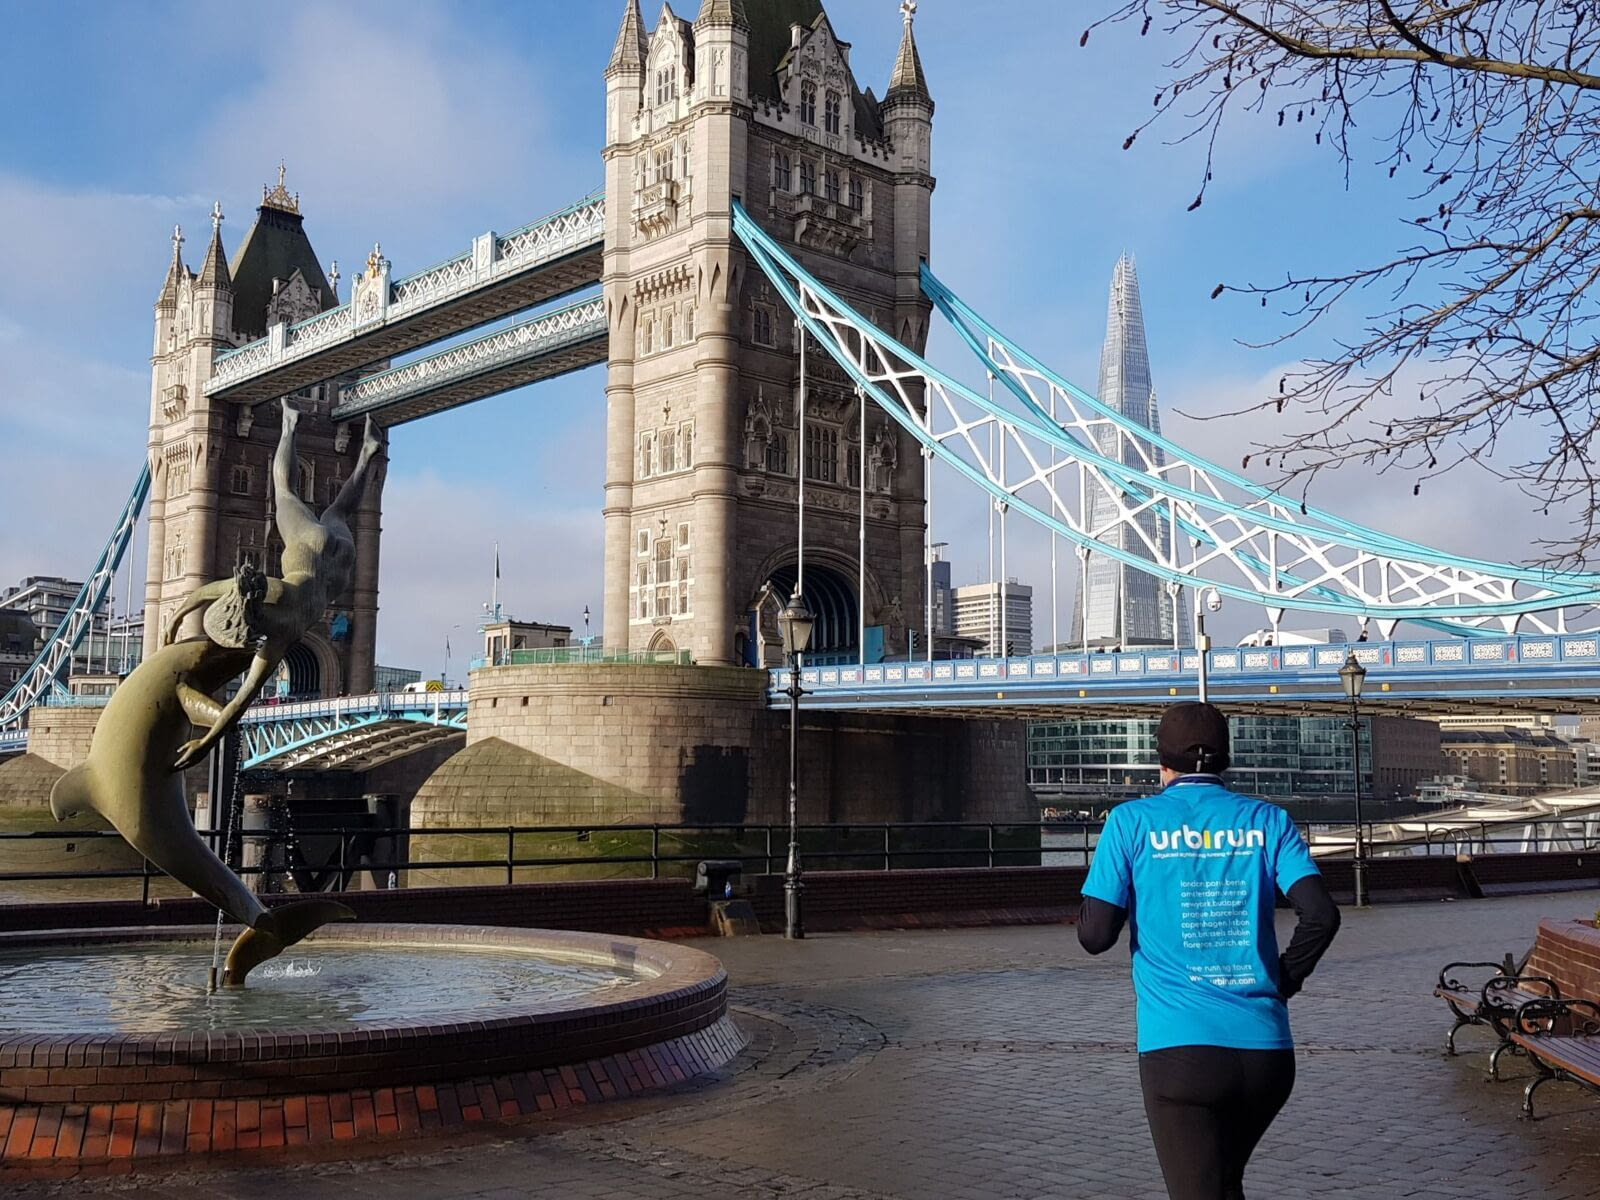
1078,701,1342,1200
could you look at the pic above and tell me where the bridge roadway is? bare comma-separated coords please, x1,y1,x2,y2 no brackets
9,634,1600,771
779,632,1600,719
204,195,604,409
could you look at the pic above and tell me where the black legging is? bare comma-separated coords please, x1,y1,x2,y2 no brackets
1139,1045,1296,1200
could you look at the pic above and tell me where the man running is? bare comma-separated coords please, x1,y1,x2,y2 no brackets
1078,702,1342,1200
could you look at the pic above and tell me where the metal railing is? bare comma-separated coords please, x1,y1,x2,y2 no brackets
3,813,1598,906
472,647,693,669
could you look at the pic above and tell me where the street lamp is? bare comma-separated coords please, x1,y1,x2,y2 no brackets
1339,649,1369,908
777,587,815,940
1195,587,1221,702
582,605,592,652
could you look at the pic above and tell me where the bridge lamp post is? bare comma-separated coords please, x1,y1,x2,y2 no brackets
777,588,815,940
1339,650,1370,908
1195,587,1221,703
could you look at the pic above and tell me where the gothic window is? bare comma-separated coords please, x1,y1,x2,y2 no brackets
229,465,252,496
848,444,862,488
655,67,677,106
642,318,654,355
799,160,817,195
805,424,840,484
679,137,691,187
654,538,674,617
677,522,691,549
753,308,774,346
655,148,674,182
766,432,790,475
684,307,695,339
678,578,690,615
824,91,842,135
659,426,677,473
678,421,694,468
296,456,315,503
849,176,865,211
772,150,792,192
639,431,656,478
662,312,674,348
637,563,650,618
639,529,651,556
800,82,817,125
825,169,841,204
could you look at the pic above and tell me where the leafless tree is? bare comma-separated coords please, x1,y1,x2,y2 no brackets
1087,1,1600,561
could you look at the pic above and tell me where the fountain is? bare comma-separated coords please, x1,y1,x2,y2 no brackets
0,406,740,1169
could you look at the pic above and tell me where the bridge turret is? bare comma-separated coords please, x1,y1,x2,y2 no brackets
606,0,650,144
881,0,933,353
194,202,235,345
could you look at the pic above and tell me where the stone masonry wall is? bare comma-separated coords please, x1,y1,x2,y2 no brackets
433,662,1032,828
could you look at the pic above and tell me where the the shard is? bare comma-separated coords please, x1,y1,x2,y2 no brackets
1069,255,1188,649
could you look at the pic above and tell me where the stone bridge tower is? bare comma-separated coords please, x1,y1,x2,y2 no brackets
144,174,384,696
602,0,934,666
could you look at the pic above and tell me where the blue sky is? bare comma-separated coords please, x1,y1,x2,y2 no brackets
0,0,1552,671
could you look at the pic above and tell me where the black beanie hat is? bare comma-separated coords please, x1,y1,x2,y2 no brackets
1157,702,1230,774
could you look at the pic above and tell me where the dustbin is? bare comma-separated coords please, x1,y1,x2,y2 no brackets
695,859,744,896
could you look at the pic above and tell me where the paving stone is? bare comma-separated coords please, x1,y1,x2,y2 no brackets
8,891,1600,1197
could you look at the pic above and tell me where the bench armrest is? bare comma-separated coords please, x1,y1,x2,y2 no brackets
1439,960,1508,991
1483,974,1560,1008
1515,996,1600,1036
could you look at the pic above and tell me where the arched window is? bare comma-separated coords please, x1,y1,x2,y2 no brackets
849,176,865,211
799,160,817,194
824,91,842,135
766,432,790,474
656,67,677,106
772,150,792,191
824,169,841,203
753,308,774,346
800,82,817,125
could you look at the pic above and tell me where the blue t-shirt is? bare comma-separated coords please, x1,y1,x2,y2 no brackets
1081,776,1320,1053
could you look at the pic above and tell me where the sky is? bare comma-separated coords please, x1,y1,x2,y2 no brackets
0,0,1564,674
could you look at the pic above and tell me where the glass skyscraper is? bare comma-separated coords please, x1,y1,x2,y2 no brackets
1069,255,1188,648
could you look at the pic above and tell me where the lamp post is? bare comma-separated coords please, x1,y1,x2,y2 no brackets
1195,587,1221,703
777,587,815,940
582,605,592,651
1339,649,1369,908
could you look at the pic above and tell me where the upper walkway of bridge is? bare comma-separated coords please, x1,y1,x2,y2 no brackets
204,194,604,410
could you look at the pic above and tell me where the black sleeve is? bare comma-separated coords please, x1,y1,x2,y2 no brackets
1077,895,1128,955
1278,874,1341,999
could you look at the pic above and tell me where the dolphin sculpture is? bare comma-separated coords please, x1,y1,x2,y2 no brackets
48,636,354,985
47,402,382,985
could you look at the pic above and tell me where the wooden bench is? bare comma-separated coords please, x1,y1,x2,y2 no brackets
1507,997,1600,1119
1434,959,1561,1079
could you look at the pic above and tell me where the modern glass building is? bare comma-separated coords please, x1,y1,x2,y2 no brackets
1068,256,1189,649
1029,714,1399,799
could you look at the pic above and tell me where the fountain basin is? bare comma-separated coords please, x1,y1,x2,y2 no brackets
0,924,741,1166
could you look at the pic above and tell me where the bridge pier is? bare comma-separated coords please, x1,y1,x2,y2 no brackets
408,663,1031,832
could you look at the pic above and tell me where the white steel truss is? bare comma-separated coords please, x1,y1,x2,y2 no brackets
733,203,1600,634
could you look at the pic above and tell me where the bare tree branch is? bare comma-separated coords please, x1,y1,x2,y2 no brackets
1090,0,1600,563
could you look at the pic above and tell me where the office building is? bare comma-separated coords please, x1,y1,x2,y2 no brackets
1029,714,1443,801
1068,256,1188,649
952,581,1033,657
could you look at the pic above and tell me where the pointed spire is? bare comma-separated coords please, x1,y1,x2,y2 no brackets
157,224,186,309
261,162,301,214
196,202,232,291
607,0,650,74
887,0,930,102
694,0,746,30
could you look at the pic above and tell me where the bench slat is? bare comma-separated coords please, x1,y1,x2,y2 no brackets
1510,1035,1600,1086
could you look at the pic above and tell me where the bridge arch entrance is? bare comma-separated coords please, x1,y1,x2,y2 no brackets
753,562,860,667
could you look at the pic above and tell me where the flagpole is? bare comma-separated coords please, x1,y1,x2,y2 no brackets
492,541,500,621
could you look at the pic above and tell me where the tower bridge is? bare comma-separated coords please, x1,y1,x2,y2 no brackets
6,0,1600,831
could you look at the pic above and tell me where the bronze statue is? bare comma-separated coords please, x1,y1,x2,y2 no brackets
48,402,383,985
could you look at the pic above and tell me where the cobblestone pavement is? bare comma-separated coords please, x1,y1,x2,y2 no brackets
12,890,1600,1198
